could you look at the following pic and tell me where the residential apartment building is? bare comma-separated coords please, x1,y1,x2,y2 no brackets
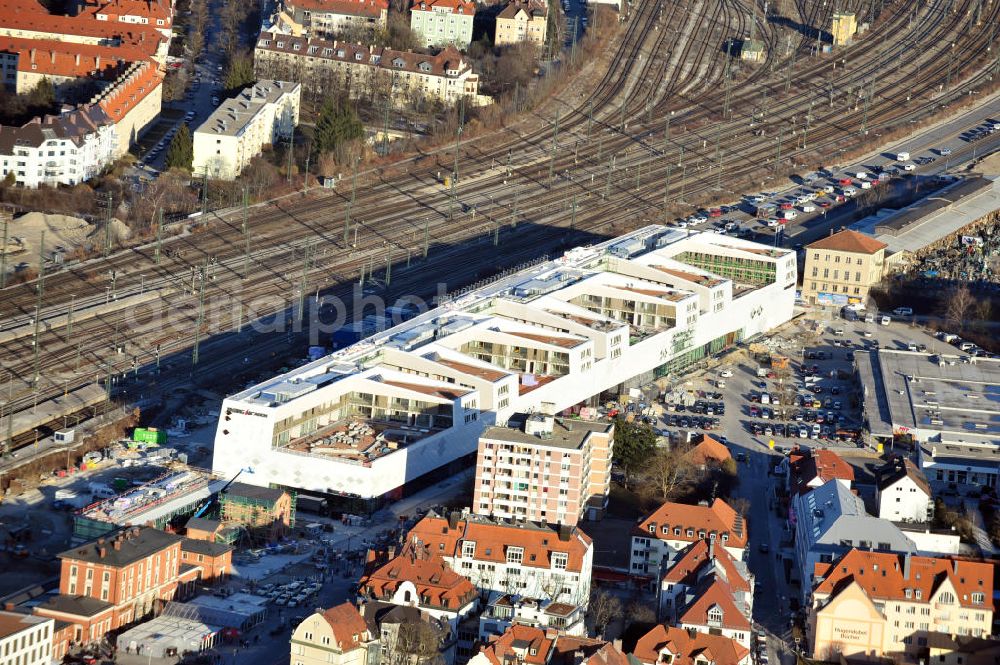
807,549,994,662
468,625,627,665
358,542,479,631
677,578,752,647
494,1,548,47
783,448,854,496
253,33,483,106
410,0,474,49
792,480,925,603
406,512,594,606
630,498,748,577
0,0,166,188
472,415,613,525
632,625,750,665
0,612,55,665
802,230,888,306
290,602,378,665
192,79,300,180
33,526,200,645
179,538,233,583
73,0,174,38
478,594,585,641
875,458,933,523
213,228,797,507
659,539,753,624
0,59,161,187
283,0,388,38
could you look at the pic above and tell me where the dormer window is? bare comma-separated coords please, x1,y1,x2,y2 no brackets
355,52,364,61
648,524,656,534
673,527,681,536
462,541,476,558
661,526,669,534
686,529,694,537
393,58,405,67
708,607,723,624
276,41,284,48
722,534,729,542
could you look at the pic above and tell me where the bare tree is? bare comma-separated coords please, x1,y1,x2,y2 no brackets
942,285,974,331
625,599,657,628
588,590,622,639
641,445,696,500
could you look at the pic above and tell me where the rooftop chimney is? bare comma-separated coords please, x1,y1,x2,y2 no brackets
113,540,121,551
447,511,460,530
557,523,572,542
98,546,107,558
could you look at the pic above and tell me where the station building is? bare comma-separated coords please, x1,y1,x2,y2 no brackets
211,227,797,508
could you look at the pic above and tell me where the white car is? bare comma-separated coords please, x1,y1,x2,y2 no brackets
719,369,734,378
822,185,835,194
800,204,816,213
843,187,858,197
902,162,916,171
750,194,766,204
689,215,708,224
859,181,872,189
766,218,780,227
939,147,952,156
880,315,891,325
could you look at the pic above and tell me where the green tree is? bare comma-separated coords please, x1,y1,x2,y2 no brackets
223,53,256,93
312,99,364,156
165,124,193,171
613,416,657,490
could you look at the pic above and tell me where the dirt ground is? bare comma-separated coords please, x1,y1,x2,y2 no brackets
971,150,1000,175
5,212,131,270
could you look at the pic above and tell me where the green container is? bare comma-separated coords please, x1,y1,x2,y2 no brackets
132,427,167,445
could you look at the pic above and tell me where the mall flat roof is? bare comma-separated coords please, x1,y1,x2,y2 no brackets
868,349,1000,445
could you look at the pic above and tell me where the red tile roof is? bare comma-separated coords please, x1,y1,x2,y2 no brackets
0,7,165,52
288,0,388,17
411,0,475,15
812,549,994,611
0,37,146,79
662,539,751,593
637,499,747,549
358,542,477,611
807,229,887,254
318,603,371,650
633,625,749,665
477,625,554,665
551,636,628,665
78,0,172,24
97,60,163,123
789,449,854,495
678,578,751,630
683,435,732,467
407,514,592,573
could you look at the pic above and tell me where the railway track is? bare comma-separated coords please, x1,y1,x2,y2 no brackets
0,0,998,452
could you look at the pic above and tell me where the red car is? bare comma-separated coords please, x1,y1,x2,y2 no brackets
708,208,723,217
817,200,831,208
838,177,853,186
779,202,793,210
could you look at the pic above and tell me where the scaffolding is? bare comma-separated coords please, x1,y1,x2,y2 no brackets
219,488,291,546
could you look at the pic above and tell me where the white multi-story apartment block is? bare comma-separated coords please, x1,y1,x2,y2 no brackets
473,415,613,525
254,34,482,106
630,498,748,578
211,228,796,505
192,79,300,180
0,612,55,665
407,511,594,607
0,59,160,187
409,0,474,49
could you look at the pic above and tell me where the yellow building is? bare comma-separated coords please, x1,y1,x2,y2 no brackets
808,550,994,662
290,603,376,665
494,0,548,47
802,229,887,306
831,12,857,47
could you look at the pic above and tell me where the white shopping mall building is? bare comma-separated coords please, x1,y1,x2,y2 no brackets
212,227,797,507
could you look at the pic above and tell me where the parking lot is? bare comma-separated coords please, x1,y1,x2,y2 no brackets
645,309,964,455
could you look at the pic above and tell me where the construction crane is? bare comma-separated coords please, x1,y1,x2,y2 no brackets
192,467,253,519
